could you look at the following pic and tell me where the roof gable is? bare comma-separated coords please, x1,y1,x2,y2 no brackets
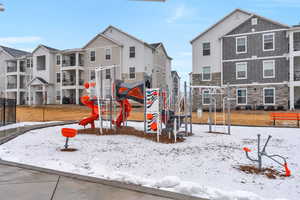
32,44,59,54
83,33,123,49
0,46,30,58
190,9,252,44
151,42,172,60
102,25,155,50
226,15,290,36
27,77,49,87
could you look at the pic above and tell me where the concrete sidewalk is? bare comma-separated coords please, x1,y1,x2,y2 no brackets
0,164,172,200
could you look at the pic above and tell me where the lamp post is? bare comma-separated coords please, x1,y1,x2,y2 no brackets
0,3,5,12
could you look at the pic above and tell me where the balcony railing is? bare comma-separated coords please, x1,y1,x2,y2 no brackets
294,70,300,81
294,42,300,52
7,83,17,89
62,79,84,86
7,66,17,73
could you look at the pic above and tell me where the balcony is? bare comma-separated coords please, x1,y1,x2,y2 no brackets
62,53,84,68
7,83,17,89
294,32,300,52
7,66,17,73
62,79,84,86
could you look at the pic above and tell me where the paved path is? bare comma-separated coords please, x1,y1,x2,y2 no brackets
0,164,172,200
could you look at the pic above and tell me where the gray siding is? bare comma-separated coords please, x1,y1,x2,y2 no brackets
227,16,288,35
223,58,289,84
223,31,289,60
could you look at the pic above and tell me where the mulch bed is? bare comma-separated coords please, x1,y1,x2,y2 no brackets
237,165,287,179
60,148,78,152
77,126,184,144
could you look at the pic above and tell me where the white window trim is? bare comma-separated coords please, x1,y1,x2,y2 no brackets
236,62,247,80
263,33,275,52
129,67,136,80
90,50,96,63
236,36,247,54
263,60,275,79
129,46,136,58
56,55,61,66
89,69,95,81
105,48,112,61
202,89,210,105
202,42,211,56
263,87,276,105
236,88,247,105
202,66,211,81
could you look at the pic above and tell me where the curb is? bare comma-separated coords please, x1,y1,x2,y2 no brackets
0,121,77,145
0,160,208,200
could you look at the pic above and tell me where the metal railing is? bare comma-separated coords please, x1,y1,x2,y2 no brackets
7,83,17,89
7,66,17,73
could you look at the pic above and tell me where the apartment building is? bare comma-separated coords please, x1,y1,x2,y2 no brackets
2,26,173,105
0,46,31,103
191,9,298,110
171,70,180,106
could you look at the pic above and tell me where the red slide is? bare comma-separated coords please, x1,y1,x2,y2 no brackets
79,96,99,128
114,99,132,127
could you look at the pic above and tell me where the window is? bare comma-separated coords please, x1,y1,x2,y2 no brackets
236,62,247,79
202,90,210,105
37,55,46,70
129,46,135,58
56,55,61,65
56,91,60,101
263,60,275,78
105,69,111,79
90,51,96,62
251,18,258,25
105,49,111,60
264,88,275,105
26,59,31,68
237,88,247,105
56,73,60,83
129,67,135,79
202,42,210,56
263,33,275,51
202,66,211,81
236,37,247,54
90,70,95,81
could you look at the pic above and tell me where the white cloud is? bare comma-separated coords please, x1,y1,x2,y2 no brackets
166,4,187,23
0,36,41,44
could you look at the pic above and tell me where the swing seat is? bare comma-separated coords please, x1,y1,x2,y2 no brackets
243,147,251,152
62,128,77,138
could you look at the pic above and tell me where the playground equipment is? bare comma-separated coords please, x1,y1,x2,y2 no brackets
243,134,291,177
76,65,192,142
190,83,235,135
61,128,77,150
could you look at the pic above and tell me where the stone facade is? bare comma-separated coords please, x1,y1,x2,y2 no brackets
192,72,223,111
228,84,289,110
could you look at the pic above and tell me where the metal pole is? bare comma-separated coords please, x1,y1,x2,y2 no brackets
100,70,103,129
184,81,188,136
109,77,112,130
209,90,213,133
144,83,147,134
258,134,262,170
189,85,193,135
227,83,231,135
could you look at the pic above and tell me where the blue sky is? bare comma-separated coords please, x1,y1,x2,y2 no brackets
0,0,300,82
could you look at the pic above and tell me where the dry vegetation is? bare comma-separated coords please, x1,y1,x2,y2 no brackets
16,105,298,127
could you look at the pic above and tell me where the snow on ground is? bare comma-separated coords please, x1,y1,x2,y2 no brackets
0,121,299,200
0,121,61,131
